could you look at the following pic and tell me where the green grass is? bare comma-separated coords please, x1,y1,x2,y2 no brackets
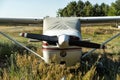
0,26,120,80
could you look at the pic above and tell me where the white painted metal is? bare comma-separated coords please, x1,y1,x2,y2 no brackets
42,17,82,66
118,26,120,28
42,46,82,66
58,34,69,48
43,17,81,38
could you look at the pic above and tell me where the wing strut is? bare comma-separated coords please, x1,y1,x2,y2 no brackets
82,32,120,59
0,31,45,61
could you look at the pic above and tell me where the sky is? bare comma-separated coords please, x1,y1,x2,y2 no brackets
0,0,116,18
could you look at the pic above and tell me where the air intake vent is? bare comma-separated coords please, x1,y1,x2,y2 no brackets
60,51,67,57
60,61,66,65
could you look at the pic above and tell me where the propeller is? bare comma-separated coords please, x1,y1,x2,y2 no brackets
20,33,57,45
20,33,105,49
69,40,105,49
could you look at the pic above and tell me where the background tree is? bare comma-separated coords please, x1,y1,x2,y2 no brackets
62,7,68,17
100,3,109,16
114,0,120,15
76,0,85,16
92,4,102,16
57,9,63,17
66,1,77,16
108,3,117,16
57,0,118,17
83,1,93,16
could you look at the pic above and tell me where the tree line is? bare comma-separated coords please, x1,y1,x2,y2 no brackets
57,0,120,17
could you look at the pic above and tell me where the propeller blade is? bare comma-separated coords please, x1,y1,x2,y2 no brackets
20,33,58,45
69,40,105,49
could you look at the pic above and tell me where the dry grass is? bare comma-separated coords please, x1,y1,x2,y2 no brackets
0,26,120,80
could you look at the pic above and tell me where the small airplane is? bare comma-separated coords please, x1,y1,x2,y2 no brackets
0,16,120,66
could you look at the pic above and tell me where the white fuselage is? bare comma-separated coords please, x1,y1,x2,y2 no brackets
42,17,82,66
42,43,82,66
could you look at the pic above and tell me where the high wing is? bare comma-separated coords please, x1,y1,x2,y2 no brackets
80,16,120,23
0,16,120,26
79,16,120,26
0,18,43,25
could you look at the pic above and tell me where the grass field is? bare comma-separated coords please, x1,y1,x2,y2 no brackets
0,26,120,80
